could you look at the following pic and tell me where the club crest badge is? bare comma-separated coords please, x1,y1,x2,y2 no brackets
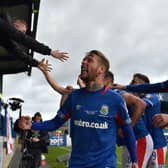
100,105,109,115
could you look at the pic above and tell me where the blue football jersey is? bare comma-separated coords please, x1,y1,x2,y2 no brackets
32,86,136,168
142,94,166,149
62,87,131,167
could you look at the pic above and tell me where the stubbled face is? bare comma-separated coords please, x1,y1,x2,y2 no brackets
13,21,27,33
80,54,102,82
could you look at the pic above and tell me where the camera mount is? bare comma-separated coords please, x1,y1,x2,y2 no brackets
7,97,24,117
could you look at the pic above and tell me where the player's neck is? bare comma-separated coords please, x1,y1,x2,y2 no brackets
86,81,104,91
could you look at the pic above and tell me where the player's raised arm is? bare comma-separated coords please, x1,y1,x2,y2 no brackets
38,58,52,72
38,59,72,95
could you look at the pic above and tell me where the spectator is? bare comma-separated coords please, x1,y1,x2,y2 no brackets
0,12,68,71
26,112,49,168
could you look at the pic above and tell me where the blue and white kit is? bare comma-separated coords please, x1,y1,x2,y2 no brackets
32,86,137,168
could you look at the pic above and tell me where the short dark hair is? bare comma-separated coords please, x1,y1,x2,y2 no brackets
32,112,42,121
14,118,22,134
86,50,110,73
132,73,150,84
104,71,114,83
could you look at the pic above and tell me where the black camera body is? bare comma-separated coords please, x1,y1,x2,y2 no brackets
9,101,21,111
8,98,24,111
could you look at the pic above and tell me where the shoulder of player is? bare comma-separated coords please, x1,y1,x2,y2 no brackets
69,88,85,97
145,93,159,100
107,88,124,100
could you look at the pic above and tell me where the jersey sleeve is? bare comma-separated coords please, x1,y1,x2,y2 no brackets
32,93,73,131
142,97,153,108
143,94,159,108
126,80,168,93
116,97,131,126
116,96,137,163
122,124,138,163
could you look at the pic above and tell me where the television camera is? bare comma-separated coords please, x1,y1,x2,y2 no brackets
7,97,24,117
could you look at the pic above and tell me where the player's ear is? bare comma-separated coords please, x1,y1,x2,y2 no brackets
97,65,106,75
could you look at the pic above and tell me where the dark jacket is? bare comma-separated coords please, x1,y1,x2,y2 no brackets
26,130,50,153
0,13,51,67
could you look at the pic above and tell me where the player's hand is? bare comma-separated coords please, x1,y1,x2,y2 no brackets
50,50,69,62
32,137,40,142
111,83,126,90
64,85,73,94
58,85,73,95
152,113,168,127
117,128,124,138
38,59,52,72
131,163,138,168
18,116,32,130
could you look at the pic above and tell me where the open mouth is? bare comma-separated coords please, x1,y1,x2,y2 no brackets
81,66,88,73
